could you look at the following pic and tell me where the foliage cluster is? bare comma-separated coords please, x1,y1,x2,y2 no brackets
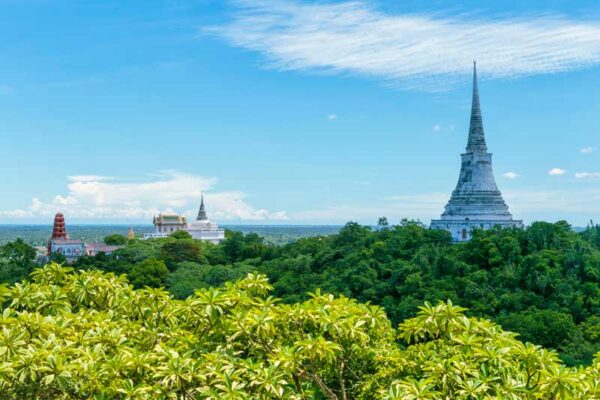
0,238,36,285
258,221,600,366
0,264,599,399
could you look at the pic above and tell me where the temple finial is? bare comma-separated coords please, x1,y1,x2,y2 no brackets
466,61,487,153
128,226,135,240
197,192,208,221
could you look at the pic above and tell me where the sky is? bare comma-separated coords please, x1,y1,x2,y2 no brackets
1,0,600,226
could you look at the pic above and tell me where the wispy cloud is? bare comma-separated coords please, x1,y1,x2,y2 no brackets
327,114,338,120
575,172,600,179
549,168,566,176
0,171,288,222
504,189,600,217
67,175,114,182
580,146,595,154
208,0,600,90
502,172,519,179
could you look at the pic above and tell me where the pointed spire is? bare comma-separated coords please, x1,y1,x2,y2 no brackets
466,61,488,153
128,226,135,240
197,192,208,221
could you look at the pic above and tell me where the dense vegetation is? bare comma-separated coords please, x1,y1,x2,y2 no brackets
0,264,598,399
1,220,599,367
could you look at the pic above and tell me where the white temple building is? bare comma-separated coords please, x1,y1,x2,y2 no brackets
430,63,523,242
186,194,225,244
144,194,225,244
143,213,188,238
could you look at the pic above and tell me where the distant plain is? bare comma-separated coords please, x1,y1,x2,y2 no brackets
0,225,343,246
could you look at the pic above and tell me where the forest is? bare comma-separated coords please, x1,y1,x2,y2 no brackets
0,220,599,376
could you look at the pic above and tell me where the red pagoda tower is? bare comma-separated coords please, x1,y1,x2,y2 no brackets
48,212,68,255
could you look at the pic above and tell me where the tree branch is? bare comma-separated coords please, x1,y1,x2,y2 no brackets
338,360,347,400
298,370,338,400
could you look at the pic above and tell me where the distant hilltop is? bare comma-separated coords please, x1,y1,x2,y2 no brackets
143,194,225,244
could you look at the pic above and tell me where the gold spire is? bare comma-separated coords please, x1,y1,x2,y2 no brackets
128,226,135,240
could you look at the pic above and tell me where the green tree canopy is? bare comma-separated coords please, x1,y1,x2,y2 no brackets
159,239,204,269
0,264,598,399
127,258,169,289
4,220,600,366
166,261,253,299
0,238,37,285
169,230,192,240
104,234,128,246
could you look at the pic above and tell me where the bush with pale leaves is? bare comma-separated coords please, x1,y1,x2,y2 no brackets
0,263,598,399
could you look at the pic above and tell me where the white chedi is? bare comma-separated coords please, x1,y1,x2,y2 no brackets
144,194,225,243
430,63,522,242
186,194,225,244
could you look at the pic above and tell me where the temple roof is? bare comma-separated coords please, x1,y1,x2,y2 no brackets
466,61,488,154
51,239,85,245
154,214,187,224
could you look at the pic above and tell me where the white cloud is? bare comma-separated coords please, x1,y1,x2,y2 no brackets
0,171,288,222
327,114,338,120
549,168,566,176
575,172,600,179
504,189,600,216
67,175,113,182
502,172,519,179
432,123,441,132
198,191,289,221
580,146,595,154
53,195,78,205
208,1,600,90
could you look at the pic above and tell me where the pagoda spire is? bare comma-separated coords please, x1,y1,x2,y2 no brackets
197,192,208,221
466,61,488,153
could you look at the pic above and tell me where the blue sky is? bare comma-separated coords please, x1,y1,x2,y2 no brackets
1,0,600,225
